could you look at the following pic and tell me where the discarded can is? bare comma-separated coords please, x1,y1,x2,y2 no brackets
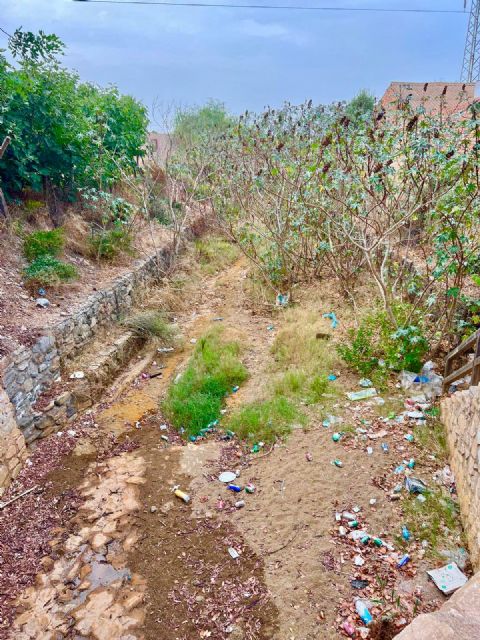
235,500,245,509
189,435,197,442
332,432,342,442
174,488,191,504
322,419,331,428
251,444,260,453
372,537,383,547
245,483,256,494
404,433,414,443
227,484,242,492
355,599,373,625
161,435,169,442
361,535,370,544
381,443,389,453
232,385,240,393
397,554,410,567
407,458,416,469
348,520,359,529
333,459,343,468
402,526,411,541
228,547,240,559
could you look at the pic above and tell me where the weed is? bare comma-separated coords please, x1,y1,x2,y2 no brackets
163,329,247,436
413,418,448,464
124,311,176,344
402,487,459,554
23,255,78,288
89,227,133,261
23,228,64,261
227,396,305,444
337,305,429,386
195,236,239,274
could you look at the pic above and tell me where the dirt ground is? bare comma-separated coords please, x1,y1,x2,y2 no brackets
1,252,467,640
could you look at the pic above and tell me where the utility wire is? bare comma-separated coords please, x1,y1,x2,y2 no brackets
0,26,13,39
72,0,468,13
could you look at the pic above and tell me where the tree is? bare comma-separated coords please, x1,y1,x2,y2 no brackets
346,89,375,122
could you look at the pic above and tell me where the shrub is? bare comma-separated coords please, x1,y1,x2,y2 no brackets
89,228,133,261
162,329,248,436
195,236,239,274
227,397,305,444
23,228,64,261
124,311,175,344
337,306,429,384
23,255,78,287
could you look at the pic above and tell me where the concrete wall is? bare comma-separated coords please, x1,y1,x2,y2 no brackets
441,385,480,570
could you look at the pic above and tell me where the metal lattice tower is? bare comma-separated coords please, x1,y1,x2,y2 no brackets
461,0,480,82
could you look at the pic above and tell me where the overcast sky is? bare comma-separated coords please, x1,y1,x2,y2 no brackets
0,0,472,120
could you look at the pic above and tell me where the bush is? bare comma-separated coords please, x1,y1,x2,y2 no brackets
23,228,64,261
338,306,429,385
162,329,248,436
227,397,305,444
124,311,175,344
195,236,239,274
23,255,78,287
89,228,133,261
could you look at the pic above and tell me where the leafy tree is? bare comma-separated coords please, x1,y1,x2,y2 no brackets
346,89,375,121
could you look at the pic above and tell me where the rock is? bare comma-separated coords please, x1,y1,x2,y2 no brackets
36,298,50,308
150,506,157,513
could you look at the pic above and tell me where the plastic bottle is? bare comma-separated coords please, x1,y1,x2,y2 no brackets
355,599,373,625
401,525,411,541
227,484,242,492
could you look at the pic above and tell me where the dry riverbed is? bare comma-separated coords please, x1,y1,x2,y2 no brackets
0,249,468,640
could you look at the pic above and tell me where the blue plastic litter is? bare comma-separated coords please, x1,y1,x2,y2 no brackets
328,374,337,381
322,312,338,329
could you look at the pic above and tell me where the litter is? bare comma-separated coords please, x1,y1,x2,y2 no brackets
267,325,274,331
394,465,405,475
339,526,347,536
69,371,85,379
369,498,377,506
219,471,237,483
276,293,289,306
332,433,342,442
232,385,240,392
351,579,369,589
406,411,424,420
354,554,365,566
173,487,191,503
401,526,411,541
38,287,46,296
213,316,224,321
157,347,174,353
366,447,373,455
161,435,169,442
245,483,256,494
190,338,197,344
342,620,356,636
36,297,50,308
160,424,168,430
228,547,240,559
328,374,337,381
234,500,245,509
346,389,378,401
404,433,414,442
427,562,468,595
397,554,410,568
359,378,373,388
381,443,389,453
407,458,415,469
227,484,242,492
333,459,343,468
440,548,469,570
417,494,427,503
405,477,427,494
355,599,373,625
322,311,338,329
306,452,313,462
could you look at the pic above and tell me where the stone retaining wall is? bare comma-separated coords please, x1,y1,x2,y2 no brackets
440,385,480,570
0,220,206,492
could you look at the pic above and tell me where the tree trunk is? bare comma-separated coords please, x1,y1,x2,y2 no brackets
0,136,11,219
44,178,64,227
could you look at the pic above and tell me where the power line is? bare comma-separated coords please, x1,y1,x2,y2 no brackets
0,26,12,39
72,0,468,13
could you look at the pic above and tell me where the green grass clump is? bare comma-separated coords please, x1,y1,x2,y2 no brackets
89,228,133,261
413,418,448,464
23,255,78,287
272,369,329,404
195,236,239,274
23,228,64,261
227,397,305,444
402,488,460,555
162,329,247,436
124,311,176,344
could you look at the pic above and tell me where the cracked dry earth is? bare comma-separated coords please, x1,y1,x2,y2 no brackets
7,256,453,640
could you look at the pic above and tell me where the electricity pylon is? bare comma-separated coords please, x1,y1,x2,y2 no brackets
461,0,480,82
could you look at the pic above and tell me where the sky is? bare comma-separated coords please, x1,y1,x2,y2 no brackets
0,0,472,121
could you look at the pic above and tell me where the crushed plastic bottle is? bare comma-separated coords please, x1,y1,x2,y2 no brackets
355,599,373,625
405,476,427,494
402,525,411,541
346,388,378,401
322,311,338,329
359,378,373,388
328,374,337,381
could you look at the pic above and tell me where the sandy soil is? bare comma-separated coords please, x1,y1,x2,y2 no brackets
2,252,466,640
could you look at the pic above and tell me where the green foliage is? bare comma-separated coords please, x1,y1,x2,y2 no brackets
338,306,429,384
346,89,375,121
174,100,234,147
227,397,305,444
162,329,248,436
23,228,64,261
23,255,77,287
402,488,459,554
89,227,133,261
0,28,148,203
124,311,176,343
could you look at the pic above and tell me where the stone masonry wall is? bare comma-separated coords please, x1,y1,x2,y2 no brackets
441,385,480,570
0,246,173,445
0,387,28,494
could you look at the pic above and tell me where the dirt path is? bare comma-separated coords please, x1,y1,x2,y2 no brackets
6,254,464,640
